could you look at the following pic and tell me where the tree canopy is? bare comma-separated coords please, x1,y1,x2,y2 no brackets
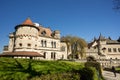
61,35,87,59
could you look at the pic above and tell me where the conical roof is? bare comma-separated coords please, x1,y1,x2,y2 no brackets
15,18,39,31
22,17,34,25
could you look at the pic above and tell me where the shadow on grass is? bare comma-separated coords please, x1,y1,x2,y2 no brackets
15,59,42,79
0,59,42,80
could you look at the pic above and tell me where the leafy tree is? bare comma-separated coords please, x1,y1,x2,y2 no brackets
61,35,87,59
113,0,120,10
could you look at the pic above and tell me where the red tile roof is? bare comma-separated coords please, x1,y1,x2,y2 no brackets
22,17,34,25
0,51,43,57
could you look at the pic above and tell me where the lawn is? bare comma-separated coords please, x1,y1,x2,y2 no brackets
0,57,84,80
116,67,120,73
0,57,104,80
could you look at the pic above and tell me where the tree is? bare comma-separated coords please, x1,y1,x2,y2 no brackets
113,0,120,10
61,35,87,59
61,36,71,59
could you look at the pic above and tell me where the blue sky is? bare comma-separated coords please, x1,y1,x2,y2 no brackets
0,0,120,53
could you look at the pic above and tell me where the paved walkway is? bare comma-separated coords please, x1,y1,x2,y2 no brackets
102,70,120,80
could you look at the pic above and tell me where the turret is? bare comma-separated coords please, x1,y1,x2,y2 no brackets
54,30,60,39
8,33,15,52
14,18,39,51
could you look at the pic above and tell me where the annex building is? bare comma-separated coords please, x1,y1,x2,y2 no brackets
86,34,120,60
0,18,68,60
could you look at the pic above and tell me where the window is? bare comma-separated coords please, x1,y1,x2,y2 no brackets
54,52,56,59
61,46,65,51
35,44,37,47
51,52,54,59
41,40,43,47
44,41,47,47
19,43,22,47
41,31,46,36
113,48,117,52
51,41,56,48
108,48,111,52
51,52,56,59
51,41,53,48
44,52,46,58
41,40,47,47
28,43,31,47
118,48,120,52
54,42,56,48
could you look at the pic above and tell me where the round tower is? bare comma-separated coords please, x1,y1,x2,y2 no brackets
14,18,39,52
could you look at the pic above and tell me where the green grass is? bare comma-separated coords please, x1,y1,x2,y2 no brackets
0,57,104,80
116,67,120,70
0,57,84,80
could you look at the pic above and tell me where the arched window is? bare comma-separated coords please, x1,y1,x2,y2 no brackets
41,40,43,47
51,52,54,58
44,41,47,47
51,52,56,59
44,52,46,58
51,41,53,48
54,52,56,59
54,42,56,48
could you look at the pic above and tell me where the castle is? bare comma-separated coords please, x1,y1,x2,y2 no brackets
0,18,120,61
86,34,120,60
0,18,68,60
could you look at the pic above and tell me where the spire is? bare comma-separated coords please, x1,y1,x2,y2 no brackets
94,36,97,41
117,36,120,42
22,17,34,25
99,33,105,40
108,36,112,40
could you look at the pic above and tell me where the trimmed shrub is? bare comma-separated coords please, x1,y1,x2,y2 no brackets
85,61,104,79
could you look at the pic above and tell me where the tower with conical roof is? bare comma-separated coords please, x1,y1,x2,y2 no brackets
14,18,39,52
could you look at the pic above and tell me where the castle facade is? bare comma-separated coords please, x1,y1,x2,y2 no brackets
1,18,68,60
86,34,120,60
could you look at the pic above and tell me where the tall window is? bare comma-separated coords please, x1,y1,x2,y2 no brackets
44,52,46,58
44,41,47,47
41,40,43,47
108,48,111,52
51,52,54,59
41,40,47,47
54,42,56,48
51,41,56,48
118,48,120,52
51,41,53,48
113,48,117,52
51,52,56,59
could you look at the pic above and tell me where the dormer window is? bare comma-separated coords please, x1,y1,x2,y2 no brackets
41,31,46,36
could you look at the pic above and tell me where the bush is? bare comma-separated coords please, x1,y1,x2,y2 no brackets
79,67,98,80
85,61,104,80
31,72,80,80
